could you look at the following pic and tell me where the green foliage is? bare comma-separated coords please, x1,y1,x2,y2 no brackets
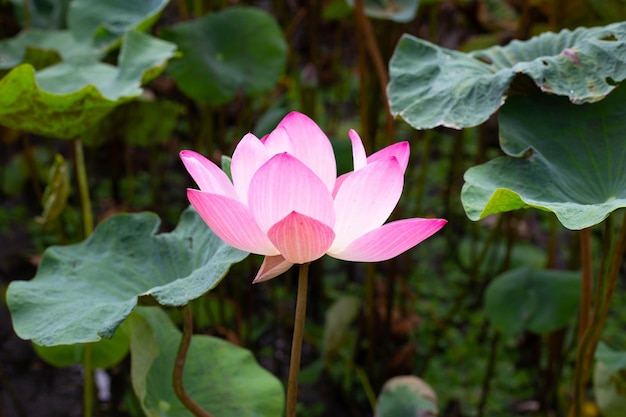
484,267,580,336
388,22,626,129
162,7,287,105
129,307,284,417
6,207,248,346
83,98,184,147
462,86,626,230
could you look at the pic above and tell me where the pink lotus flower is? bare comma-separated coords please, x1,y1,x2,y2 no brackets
181,112,446,283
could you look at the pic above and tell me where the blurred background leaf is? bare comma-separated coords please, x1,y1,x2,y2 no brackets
161,7,287,105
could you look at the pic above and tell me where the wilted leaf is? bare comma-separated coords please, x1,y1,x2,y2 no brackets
36,153,69,225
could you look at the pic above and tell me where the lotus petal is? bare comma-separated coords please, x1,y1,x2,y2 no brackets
267,212,335,264
187,189,278,255
253,255,294,283
348,129,367,170
180,150,237,199
278,112,337,191
368,141,410,173
248,153,335,233
329,218,447,262
231,133,270,203
330,158,404,251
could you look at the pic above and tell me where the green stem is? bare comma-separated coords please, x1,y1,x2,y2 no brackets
74,140,93,237
83,343,93,417
174,305,214,417
286,263,310,417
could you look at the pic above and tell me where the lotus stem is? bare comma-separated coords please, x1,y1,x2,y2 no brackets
174,305,214,417
570,212,626,417
74,138,95,417
286,263,310,417
74,140,93,237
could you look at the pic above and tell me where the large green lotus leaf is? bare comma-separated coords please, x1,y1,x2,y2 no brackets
462,86,626,230
6,207,248,346
161,7,287,105
388,22,626,129
0,30,176,139
345,0,419,22
484,267,580,337
67,0,169,49
130,307,284,417
0,29,102,71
